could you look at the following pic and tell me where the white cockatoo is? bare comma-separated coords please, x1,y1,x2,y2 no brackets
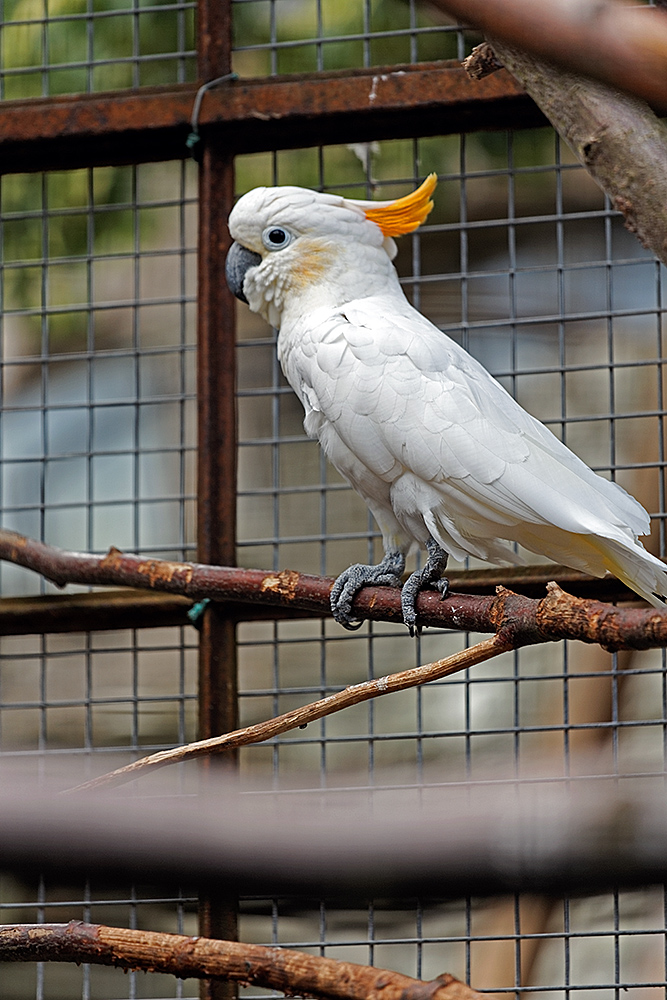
226,175,667,630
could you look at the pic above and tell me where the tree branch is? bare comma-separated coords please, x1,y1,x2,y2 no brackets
0,922,481,1000
2,529,667,650
463,43,503,80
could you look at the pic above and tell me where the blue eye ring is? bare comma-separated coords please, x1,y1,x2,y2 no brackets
262,226,292,251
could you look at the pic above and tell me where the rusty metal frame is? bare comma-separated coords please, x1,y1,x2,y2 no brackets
0,64,538,175
194,4,238,996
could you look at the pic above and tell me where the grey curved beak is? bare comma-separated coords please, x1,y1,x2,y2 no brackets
225,241,261,304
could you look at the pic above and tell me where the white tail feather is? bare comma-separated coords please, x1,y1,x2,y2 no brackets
593,537,667,608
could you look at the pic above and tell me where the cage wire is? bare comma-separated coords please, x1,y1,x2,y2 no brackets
230,0,465,75
0,0,197,97
0,158,201,995
0,0,667,998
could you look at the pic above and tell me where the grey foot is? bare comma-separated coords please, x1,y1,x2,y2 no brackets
330,550,406,630
401,537,449,635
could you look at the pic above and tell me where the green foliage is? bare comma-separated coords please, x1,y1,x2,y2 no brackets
0,0,195,99
232,0,457,77
2,164,143,353
0,0,196,353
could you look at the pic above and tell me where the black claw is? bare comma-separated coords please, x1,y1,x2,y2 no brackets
340,618,365,632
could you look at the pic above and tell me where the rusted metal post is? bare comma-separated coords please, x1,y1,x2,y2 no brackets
196,2,238,998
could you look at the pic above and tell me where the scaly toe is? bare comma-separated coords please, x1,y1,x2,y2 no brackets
400,539,449,632
330,551,406,629
401,573,423,632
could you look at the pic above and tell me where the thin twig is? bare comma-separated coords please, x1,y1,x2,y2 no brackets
2,529,667,649
0,922,482,1000
68,634,508,792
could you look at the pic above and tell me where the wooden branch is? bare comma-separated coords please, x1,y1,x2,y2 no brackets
429,0,667,112
2,529,667,650
0,922,482,1000
0,565,642,638
68,634,508,792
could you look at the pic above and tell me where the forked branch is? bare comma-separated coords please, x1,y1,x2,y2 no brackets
4,527,663,794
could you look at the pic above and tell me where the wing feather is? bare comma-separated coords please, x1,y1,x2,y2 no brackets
279,293,650,553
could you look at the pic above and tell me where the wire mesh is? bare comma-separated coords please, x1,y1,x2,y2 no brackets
0,0,197,99
0,160,198,595
230,0,467,76
0,160,200,995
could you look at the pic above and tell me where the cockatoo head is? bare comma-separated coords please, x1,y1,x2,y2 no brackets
226,175,436,327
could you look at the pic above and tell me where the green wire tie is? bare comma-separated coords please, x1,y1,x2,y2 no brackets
187,597,211,628
186,72,238,156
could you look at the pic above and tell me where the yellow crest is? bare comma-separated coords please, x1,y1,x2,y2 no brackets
363,174,437,237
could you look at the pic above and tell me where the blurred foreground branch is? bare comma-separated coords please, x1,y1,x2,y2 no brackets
431,0,667,262
430,0,667,111
0,922,480,1000
2,775,667,898
2,529,667,650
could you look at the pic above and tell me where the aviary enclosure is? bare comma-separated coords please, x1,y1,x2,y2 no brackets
1,0,667,997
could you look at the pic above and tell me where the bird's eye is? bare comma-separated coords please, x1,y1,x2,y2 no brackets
262,226,292,251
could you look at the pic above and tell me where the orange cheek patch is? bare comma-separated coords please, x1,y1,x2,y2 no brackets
364,173,437,237
287,239,334,289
